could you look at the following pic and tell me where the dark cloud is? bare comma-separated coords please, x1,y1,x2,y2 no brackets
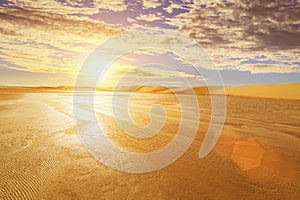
174,0,300,51
164,0,300,73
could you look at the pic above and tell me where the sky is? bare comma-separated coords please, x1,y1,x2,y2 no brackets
0,0,299,86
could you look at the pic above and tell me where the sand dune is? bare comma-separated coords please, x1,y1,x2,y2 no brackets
225,82,300,99
159,82,300,99
106,83,300,100
0,84,299,199
98,82,300,100
1,82,299,100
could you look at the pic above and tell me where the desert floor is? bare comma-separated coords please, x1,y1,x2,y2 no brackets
0,91,299,199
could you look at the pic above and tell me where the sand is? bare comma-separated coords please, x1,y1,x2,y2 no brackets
0,83,299,199
225,82,300,100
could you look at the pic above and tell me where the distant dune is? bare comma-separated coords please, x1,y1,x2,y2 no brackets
1,83,299,99
135,83,300,100
111,83,300,100
224,83,300,100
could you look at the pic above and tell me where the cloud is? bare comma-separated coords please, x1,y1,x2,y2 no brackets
136,13,163,22
104,63,203,79
94,0,127,12
142,0,161,9
163,1,192,13
0,0,299,87
222,54,300,74
5,0,128,15
0,6,122,74
165,0,300,73
239,64,300,74
99,55,206,87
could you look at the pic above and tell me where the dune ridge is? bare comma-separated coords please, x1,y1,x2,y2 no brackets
0,82,299,99
224,82,300,100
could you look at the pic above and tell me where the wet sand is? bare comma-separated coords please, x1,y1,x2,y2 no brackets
0,90,299,199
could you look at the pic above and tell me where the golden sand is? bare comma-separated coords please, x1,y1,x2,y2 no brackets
0,83,299,199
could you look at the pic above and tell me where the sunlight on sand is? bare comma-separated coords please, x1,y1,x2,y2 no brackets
0,83,299,199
